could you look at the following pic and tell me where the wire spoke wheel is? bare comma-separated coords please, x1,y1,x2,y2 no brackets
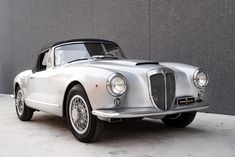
15,87,34,121
16,90,24,116
69,95,89,134
66,84,104,142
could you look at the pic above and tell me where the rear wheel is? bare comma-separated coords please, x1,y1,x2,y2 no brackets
66,84,103,143
161,112,197,128
15,87,34,121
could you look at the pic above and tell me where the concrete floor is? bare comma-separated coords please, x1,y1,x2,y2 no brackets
0,95,234,157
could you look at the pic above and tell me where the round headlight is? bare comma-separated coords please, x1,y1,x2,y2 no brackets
107,73,127,96
193,69,209,88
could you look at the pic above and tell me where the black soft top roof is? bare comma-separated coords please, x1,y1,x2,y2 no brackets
41,38,118,52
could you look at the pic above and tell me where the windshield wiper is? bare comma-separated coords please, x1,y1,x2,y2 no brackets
68,58,89,63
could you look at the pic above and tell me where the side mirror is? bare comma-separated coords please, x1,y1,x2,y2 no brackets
32,67,36,73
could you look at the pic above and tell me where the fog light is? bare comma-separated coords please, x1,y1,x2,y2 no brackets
198,91,203,98
114,98,121,106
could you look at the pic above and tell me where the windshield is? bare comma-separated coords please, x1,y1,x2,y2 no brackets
54,43,126,66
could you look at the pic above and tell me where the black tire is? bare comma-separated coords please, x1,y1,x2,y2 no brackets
15,86,34,121
66,84,103,143
161,112,197,128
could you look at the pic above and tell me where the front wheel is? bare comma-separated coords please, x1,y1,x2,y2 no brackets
15,87,34,121
66,85,103,143
161,112,197,128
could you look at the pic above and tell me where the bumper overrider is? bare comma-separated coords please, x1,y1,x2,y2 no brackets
92,102,209,120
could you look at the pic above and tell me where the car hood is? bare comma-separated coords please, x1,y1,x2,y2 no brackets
65,59,165,72
92,59,159,66
64,59,198,75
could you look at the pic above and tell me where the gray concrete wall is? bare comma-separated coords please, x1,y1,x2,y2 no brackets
0,0,234,115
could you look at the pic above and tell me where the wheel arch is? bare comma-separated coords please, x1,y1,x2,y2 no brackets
14,82,20,96
62,81,88,117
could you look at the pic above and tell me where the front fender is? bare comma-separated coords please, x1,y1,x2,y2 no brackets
62,67,116,110
160,62,205,99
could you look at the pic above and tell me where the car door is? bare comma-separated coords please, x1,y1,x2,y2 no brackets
25,51,51,110
25,49,63,115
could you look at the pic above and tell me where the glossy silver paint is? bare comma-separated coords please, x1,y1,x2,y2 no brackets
14,42,209,121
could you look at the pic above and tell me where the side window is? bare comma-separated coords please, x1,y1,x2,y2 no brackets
37,51,48,72
47,49,53,68
42,53,48,67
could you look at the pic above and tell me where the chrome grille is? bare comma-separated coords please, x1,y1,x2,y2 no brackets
165,73,176,110
149,71,175,111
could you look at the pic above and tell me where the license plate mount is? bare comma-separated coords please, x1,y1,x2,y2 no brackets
177,97,195,105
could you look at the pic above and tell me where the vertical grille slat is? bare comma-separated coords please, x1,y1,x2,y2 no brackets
149,71,175,111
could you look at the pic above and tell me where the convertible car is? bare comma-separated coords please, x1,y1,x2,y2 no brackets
14,39,209,143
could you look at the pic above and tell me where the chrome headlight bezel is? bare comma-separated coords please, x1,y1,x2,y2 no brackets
107,73,127,97
193,69,209,88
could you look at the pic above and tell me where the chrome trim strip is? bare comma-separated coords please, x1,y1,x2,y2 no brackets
25,98,59,107
162,70,167,110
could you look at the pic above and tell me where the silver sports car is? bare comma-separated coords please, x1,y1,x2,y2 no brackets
14,39,209,143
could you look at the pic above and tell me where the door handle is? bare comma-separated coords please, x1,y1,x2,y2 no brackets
30,76,35,79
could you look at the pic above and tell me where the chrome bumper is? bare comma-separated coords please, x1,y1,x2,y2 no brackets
92,102,209,119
